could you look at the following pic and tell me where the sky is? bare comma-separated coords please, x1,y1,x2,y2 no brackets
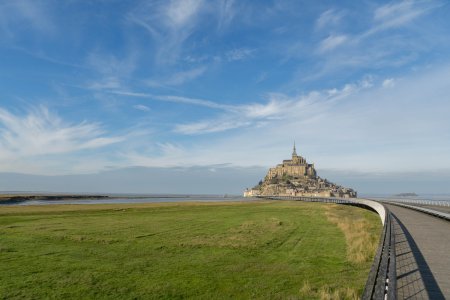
1,0,450,195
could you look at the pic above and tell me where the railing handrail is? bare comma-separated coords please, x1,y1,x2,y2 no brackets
257,195,396,300
368,197,450,207
375,200,450,221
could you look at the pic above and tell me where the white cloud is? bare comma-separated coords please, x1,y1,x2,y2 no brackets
127,0,205,65
374,2,421,23
138,64,450,173
0,1,54,38
217,0,236,30
127,0,243,66
316,9,344,30
256,71,268,83
88,77,122,90
169,80,371,135
133,104,151,112
242,98,291,118
0,106,123,172
166,0,204,28
146,66,207,87
382,78,395,88
296,2,445,83
158,95,232,110
318,34,348,53
174,119,251,135
113,91,235,111
365,1,440,37
5,64,450,176
86,51,137,91
226,48,255,61
116,75,374,138
299,1,444,82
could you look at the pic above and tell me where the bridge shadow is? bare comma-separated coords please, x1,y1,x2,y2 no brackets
391,214,445,299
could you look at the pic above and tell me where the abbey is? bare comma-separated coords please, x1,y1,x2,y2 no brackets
244,144,357,198
265,143,317,180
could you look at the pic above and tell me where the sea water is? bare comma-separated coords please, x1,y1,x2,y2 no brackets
0,194,256,206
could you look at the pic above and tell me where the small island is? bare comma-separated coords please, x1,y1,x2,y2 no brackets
244,144,356,198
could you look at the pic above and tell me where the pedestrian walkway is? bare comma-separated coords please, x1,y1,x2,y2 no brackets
385,204,450,299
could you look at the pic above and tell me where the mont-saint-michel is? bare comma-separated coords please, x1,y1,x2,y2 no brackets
244,144,357,198
3,0,450,299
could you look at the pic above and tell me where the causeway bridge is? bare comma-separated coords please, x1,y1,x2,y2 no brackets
258,196,450,299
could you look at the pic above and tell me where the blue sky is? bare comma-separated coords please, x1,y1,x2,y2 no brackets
1,0,450,194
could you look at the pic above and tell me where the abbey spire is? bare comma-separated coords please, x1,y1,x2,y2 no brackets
244,144,357,198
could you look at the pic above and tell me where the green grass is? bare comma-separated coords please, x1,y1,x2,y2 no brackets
0,201,381,299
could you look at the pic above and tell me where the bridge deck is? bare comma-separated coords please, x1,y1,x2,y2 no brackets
385,204,450,299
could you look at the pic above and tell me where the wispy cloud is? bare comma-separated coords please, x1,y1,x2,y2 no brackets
365,1,440,37
241,97,292,119
309,0,444,82
0,106,123,171
315,9,344,30
4,64,450,175
171,78,374,135
217,0,237,31
0,0,54,38
318,34,348,53
226,48,255,61
166,0,203,27
113,91,235,111
127,0,205,65
133,104,151,112
146,66,207,87
143,64,450,171
113,89,299,135
85,51,138,90
382,78,395,88
174,119,252,135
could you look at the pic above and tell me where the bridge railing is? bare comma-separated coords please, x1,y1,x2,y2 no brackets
371,198,450,207
257,195,396,300
363,209,396,300
374,200,450,221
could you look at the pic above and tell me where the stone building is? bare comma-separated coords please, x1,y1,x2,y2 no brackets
244,143,357,198
265,143,316,180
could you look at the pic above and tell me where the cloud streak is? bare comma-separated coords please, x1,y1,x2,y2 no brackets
146,66,207,87
172,78,372,135
113,91,236,111
361,1,440,39
318,34,348,53
85,51,138,91
0,0,54,38
127,0,205,65
0,106,123,173
315,9,344,30
226,48,255,61
308,0,444,82
115,63,450,175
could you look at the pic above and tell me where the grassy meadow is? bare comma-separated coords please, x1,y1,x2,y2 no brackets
0,201,381,299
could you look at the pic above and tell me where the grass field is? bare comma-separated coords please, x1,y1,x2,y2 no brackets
0,201,381,299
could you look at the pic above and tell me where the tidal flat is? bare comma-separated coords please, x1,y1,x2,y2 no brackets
0,201,381,299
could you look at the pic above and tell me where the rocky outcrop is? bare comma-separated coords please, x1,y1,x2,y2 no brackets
244,144,356,198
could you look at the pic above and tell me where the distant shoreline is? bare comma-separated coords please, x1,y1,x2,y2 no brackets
0,193,245,205
0,194,111,204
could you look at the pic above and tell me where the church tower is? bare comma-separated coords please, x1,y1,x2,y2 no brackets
292,142,301,164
